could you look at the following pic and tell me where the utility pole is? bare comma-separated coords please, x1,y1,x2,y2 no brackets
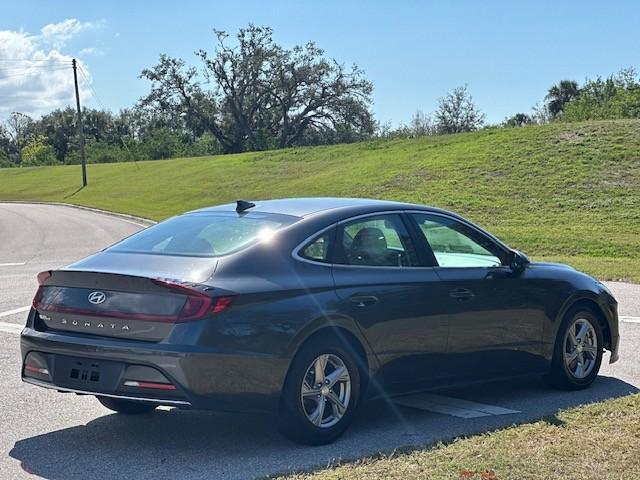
72,59,87,187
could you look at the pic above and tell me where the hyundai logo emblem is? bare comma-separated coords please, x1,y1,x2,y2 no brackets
87,291,107,305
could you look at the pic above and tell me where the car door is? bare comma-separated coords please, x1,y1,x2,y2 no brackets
407,212,548,380
329,212,450,390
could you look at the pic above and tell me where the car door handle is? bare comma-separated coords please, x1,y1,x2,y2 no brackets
449,288,475,300
349,295,379,307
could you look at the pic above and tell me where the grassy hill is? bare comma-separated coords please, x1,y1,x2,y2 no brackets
1,120,639,282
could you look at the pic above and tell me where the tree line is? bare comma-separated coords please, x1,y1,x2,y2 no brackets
1,25,639,168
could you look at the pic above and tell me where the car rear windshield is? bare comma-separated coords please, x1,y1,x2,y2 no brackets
108,212,299,257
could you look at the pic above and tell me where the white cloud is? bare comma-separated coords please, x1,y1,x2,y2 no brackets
79,47,101,57
40,18,98,49
0,20,100,120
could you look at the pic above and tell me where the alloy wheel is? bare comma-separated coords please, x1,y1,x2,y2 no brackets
300,353,351,428
563,318,598,379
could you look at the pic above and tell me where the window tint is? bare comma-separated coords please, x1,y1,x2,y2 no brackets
300,232,332,262
109,212,298,257
338,214,416,267
412,214,502,268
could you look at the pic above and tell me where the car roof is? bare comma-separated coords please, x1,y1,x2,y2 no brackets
190,197,433,218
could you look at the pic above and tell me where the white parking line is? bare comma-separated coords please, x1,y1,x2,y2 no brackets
395,393,520,418
0,306,30,318
0,262,26,267
621,316,640,324
0,321,24,334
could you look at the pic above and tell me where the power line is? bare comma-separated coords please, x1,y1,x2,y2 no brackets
0,67,70,75
0,66,70,80
77,64,108,110
0,93,42,98
77,63,140,169
0,63,71,69
0,58,72,63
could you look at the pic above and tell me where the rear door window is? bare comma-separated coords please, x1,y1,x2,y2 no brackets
336,214,417,267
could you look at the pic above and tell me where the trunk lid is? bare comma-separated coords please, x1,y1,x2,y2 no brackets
33,254,224,342
65,251,218,284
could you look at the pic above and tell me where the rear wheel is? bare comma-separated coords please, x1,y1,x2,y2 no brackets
278,340,361,445
546,308,603,390
97,396,157,414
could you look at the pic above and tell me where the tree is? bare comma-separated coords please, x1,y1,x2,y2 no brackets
503,113,533,127
409,110,434,136
36,108,76,162
140,25,374,153
435,86,485,134
0,125,12,162
5,112,33,162
545,80,580,118
255,36,374,148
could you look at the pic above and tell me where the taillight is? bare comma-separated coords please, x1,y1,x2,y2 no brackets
212,296,235,314
32,287,43,308
179,295,212,321
37,270,51,285
32,271,52,308
152,278,235,322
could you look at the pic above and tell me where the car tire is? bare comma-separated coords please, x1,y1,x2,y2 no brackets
546,308,604,390
278,339,361,445
97,396,158,414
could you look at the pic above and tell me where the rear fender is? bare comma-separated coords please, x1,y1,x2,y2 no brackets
286,313,380,373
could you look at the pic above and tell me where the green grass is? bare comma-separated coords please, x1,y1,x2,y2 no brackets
273,394,640,480
1,120,639,281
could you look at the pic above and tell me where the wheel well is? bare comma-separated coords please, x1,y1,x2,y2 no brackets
293,327,370,393
566,299,612,350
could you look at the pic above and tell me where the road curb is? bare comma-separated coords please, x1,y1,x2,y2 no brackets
0,201,157,227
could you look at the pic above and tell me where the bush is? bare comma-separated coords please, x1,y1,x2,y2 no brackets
435,85,485,134
21,135,59,166
183,132,222,157
139,128,185,160
0,151,15,168
503,113,533,127
561,68,640,121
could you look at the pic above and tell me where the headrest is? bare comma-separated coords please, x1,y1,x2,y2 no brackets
351,227,387,253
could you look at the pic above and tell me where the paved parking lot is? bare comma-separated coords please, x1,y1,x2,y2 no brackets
1,202,639,480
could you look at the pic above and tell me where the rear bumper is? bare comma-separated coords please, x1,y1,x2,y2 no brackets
23,377,191,406
20,323,290,413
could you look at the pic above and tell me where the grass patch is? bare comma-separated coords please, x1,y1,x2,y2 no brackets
274,394,640,480
1,120,639,281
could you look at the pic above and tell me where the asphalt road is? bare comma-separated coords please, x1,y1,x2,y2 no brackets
1,202,639,480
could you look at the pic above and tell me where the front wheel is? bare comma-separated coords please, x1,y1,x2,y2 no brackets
546,308,603,390
97,396,157,414
278,340,361,445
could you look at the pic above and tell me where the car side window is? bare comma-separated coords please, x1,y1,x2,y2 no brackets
337,214,416,267
300,232,332,262
411,213,503,268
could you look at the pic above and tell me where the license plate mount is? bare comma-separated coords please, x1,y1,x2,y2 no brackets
51,355,125,392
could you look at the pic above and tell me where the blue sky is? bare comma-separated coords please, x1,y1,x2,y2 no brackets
1,0,639,124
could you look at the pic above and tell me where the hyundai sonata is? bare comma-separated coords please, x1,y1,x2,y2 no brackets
21,197,619,444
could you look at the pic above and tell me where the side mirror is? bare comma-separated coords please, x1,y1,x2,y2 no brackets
510,250,530,273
